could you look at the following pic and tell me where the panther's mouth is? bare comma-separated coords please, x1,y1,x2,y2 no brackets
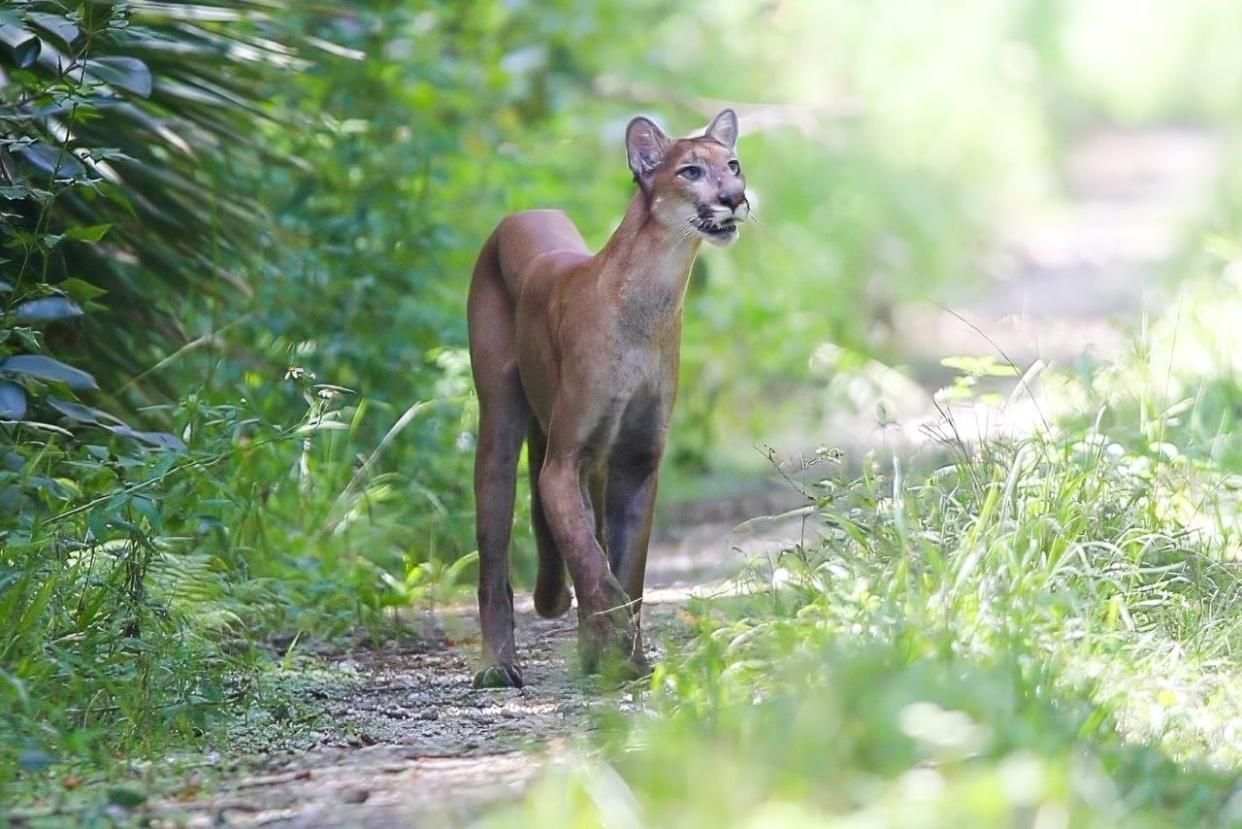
693,217,739,239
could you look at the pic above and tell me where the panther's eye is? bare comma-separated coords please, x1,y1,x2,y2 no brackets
728,159,741,175
678,165,703,181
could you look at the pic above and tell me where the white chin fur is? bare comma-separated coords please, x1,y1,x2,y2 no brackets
702,226,739,247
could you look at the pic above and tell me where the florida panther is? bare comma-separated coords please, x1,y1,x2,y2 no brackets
467,110,749,687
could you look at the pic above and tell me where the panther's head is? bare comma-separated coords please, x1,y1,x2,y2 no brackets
625,109,748,247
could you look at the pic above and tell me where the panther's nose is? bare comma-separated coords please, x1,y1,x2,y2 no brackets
717,191,747,211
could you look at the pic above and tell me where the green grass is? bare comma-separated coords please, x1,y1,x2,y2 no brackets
485,262,1242,828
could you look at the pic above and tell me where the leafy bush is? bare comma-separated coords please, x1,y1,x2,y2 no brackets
0,1,294,384
0,0,305,789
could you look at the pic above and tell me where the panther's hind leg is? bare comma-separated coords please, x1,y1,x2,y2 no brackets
468,230,530,689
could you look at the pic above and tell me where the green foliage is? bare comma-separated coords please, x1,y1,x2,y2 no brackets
491,381,1242,826
0,1,295,384
0,0,316,792
0,367,348,788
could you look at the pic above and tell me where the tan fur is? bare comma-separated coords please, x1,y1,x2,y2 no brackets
467,110,748,687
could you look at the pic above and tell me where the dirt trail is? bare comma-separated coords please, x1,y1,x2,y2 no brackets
896,127,1221,373
811,127,1223,457
148,127,1221,828
150,514,800,828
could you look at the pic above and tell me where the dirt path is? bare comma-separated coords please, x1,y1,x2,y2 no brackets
895,127,1222,374
807,127,1224,458
155,611,608,828
142,127,1222,829
148,513,800,828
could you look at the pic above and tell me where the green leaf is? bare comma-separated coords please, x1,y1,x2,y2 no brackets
444,550,480,584
0,184,51,201
26,12,81,49
65,224,112,243
86,56,153,98
59,277,108,301
1,355,98,390
12,296,84,323
0,24,41,70
47,396,123,426
0,669,29,710
12,144,87,180
108,425,187,452
94,182,136,217
0,280,11,293
0,380,26,420
47,398,187,450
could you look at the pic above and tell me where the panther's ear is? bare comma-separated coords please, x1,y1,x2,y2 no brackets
705,109,738,149
626,116,671,186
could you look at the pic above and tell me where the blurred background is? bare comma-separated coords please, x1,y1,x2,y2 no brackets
232,0,1242,561
7,0,1242,776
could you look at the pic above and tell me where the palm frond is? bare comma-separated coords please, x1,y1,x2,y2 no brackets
0,1,305,396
